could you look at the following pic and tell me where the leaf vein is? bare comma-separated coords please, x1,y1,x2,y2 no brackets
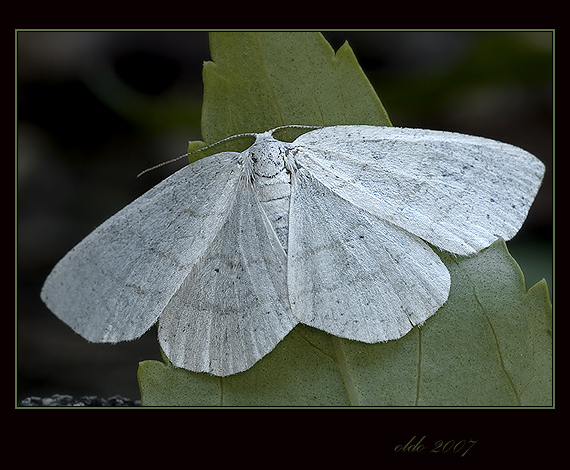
473,289,521,406
415,328,422,406
332,337,360,406
253,34,285,126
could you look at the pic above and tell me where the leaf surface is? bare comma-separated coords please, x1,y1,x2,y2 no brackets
139,240,551,406
138,32,552,406
185,31,391,160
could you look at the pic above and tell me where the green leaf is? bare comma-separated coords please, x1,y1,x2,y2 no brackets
203,32,391,138
138,32,552,406
185,31,391,160
138,240,551,406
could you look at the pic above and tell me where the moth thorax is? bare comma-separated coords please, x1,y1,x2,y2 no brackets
249,137,288,178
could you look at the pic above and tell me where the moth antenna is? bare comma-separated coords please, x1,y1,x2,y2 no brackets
270,124,322,134
136,154,190,178
137,132,257,178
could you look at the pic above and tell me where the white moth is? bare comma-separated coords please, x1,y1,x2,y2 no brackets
41,125,545,376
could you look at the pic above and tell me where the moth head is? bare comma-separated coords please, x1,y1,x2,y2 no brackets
248,132,288,178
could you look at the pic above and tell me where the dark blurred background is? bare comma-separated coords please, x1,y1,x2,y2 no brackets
16,31,553,402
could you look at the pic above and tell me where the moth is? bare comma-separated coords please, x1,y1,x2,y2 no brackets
41,125,545,376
